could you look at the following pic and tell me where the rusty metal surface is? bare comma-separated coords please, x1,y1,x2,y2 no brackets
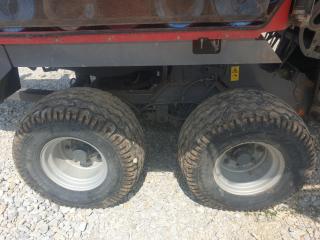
299,1,320,59
0,0,274,28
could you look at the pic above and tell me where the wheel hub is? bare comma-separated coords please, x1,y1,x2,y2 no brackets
40,137,108,191
72,149,91,167
213,142,285,196
222,144,267,172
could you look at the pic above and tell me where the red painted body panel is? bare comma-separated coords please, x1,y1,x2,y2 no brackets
0,0,292,45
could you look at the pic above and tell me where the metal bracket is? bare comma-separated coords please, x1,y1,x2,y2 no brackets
192,38,221,54
0,46,20,102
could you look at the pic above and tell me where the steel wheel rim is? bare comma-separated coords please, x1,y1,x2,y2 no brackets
40,137,108,191
213,142,285,196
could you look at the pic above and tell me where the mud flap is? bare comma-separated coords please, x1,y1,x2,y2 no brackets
0,46,20,103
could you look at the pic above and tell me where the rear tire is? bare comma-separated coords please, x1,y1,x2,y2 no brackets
13,87,145,208
178,89,316,211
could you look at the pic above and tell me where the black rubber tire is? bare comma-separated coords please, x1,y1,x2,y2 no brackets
178,89,316,211
13,87,145,208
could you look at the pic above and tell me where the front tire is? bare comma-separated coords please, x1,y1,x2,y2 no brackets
13,88,145,208
178,89,316,211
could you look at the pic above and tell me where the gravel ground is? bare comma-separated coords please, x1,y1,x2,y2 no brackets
0,68,320,240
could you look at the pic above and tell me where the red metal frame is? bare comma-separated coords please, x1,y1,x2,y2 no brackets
0,0,292,45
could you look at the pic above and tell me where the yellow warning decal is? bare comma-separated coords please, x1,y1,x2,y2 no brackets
231,66,240,82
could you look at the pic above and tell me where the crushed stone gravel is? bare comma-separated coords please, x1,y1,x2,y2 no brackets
0,68,319,240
